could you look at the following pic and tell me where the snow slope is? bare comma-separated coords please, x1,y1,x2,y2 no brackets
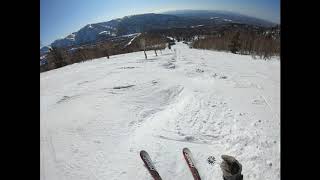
40,42,280,180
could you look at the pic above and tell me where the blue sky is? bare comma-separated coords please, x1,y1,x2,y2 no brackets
40,0,280,46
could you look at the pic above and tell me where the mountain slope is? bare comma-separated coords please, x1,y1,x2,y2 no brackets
50,14,191,48
40,46,51,56
162,10,276,27
43,11,276,51
51,22,118,48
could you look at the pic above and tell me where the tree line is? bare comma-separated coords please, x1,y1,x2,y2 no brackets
191,26,280,59
41,33,168,72
149,23,280,60
40,24,280,72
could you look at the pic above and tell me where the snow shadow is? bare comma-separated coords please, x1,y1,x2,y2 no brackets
113,85,135,89
162,62,176,69
118,66,137,69
57,95,79,104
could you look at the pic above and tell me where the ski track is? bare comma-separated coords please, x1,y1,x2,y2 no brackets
41,42,280,180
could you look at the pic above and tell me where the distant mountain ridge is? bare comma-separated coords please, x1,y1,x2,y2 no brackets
161,10,276,26
42,10,277,52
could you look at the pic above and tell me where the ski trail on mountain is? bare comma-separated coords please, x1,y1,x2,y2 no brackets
41,42,280,180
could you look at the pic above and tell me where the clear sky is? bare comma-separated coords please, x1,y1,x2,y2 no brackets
40,0,280,46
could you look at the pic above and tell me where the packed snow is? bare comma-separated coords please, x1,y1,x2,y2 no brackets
99,31,111,35
223,19,233,22
125,33,141,47
121,33,141,38
191,25,204,28
40,42,280,180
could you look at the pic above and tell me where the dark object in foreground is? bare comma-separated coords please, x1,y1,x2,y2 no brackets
207,156,216,165
140,150,162,180
140,149,243,180
220,155,243,180
183,148,201,180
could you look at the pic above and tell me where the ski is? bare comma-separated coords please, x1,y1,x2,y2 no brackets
183,148,201,180
140,150,162,180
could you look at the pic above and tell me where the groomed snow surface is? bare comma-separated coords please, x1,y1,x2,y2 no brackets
40,42,280,180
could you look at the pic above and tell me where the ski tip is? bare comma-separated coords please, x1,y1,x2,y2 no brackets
183,147,189,152
140,150,147,155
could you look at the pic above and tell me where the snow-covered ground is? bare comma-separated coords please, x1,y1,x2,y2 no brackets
40,42,280,180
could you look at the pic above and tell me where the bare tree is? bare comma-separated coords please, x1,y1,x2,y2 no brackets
140,37,147,59
229,31,241,54
49,47,67,68
100,43,111,59
146,34,167,56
